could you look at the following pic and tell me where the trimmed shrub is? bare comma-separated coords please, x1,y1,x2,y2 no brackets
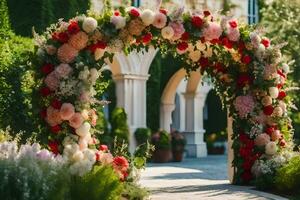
110,107,130,144
134,128,151,145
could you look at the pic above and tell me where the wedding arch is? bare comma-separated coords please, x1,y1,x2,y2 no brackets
33,6,293,184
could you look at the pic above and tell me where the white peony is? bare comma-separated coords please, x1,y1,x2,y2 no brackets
82,17,98,33
140,9,155,26
282,63,290,74
189,50,201,62
110,15,126,29
75,122,91,137
72,150,84,162
265,142,277,155
94,48,105,61
269,87,279,98
90,68,100,83
161,26,174,39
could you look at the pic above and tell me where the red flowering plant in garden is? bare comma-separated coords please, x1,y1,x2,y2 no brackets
33,5,294,184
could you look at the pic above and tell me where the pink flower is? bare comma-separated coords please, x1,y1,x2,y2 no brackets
169,22,185,40
89,109,98,126
202,22,222,41
254,133,270,146
153,12,167,29
44,71,60,91
227,27,240,42
69,113,84,129
233,95,255,118
55,63,72,78
60,103,75,120
46,106,62,126
57,44,78,63
68,31,89,50
99,152,114,165
79,91,90,103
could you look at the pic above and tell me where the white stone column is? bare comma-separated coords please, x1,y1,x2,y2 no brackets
113,74,149,153
183,92,207,158
160,103,175,132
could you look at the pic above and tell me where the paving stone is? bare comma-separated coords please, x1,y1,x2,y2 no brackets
140,155,287,200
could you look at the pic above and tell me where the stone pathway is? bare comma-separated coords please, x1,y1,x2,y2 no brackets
140,155,287,200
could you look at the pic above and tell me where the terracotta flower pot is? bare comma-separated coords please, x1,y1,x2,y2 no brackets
152,149,171,163
172,151,184,162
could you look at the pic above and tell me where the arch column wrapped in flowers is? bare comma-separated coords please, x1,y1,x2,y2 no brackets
34,6,293,184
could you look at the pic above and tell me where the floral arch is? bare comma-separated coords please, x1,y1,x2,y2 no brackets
34,6,293,184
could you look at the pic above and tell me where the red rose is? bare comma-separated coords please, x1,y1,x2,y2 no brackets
210,38,221,45
181,32,190,41
238,41,245,53
114,11,120,16
129,8,140,17
142,33,152,44
52,32,69,43
199,57,209,68
40,87,52,97
40,108,47,119
51,125,61,134
41,63,54,74
99,144,108,151
239,147,252,158
237,74,252,87
159,9,167,15
277,69,286,78
239,133,248,143
51,99,62,109
265,127,275,135
48,140,59,155
222,37,233,49
229,20,238,28
242,171,252,182
245,140,254,150
261,38,270,48
263,105,274,116
68,21,80,35
278,91,286,100
214,62,225,73
177,42,188,51
95,152,101,161
242,55,251,64
203,10,211,17
191,16,203,28
113,156,129,171
87,41,107,53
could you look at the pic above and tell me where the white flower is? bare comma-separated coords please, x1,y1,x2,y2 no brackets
90,68,99,83
72,150,84,162
140,9,155,26
78,67,90,81
250,32,261,48
110,15,126,29
75,122,91,137
55,63,72,78
83,149,96,163
161,26,174,39
273,106,283,117
269,87,279,98
282,63,290,74
82,17,98,33
265,142,277,155
196,41,206,51
261,96,272,106
94,48,105,61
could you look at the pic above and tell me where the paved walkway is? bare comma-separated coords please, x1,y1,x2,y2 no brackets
140,155,287,200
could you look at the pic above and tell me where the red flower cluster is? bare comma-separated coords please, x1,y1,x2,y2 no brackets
142,33,152,44
51,99,62,109
177,42,188,51
40,87,52,97
41,63,54,74
242,55,252,64
159,9,167,15
191,16,203,28
229,20,238,28
222,37,233,49
68,21,80,35
203,10,211,17
261,38,270,48
48,140,60,155
87,41,107,53
113,156,129,181
237,74,252,87
129,8,140,17
52,32,69,43
199,57,210,68
51,125,61,134
181,32,190,41
263,105,274,116
99,144,108,151
278,91,286,100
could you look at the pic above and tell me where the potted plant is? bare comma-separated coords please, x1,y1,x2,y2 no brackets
151,130,171,163
171,131,186,162
205,131,227,155
134,128,151,145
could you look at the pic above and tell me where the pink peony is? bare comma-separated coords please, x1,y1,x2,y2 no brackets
55,63,72,78
44,71,60,91
227,27,240,42
202,22,222,41
254,133,270,146
99,152,114,165
153,12,167,29
169,22,185,40
69,113,84,129
60,103,75,120
57,44,78,63
68,31,89,50
233,95,255,118
46,106,62,126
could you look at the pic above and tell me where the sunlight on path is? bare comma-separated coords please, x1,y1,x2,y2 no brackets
140,156,287,200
